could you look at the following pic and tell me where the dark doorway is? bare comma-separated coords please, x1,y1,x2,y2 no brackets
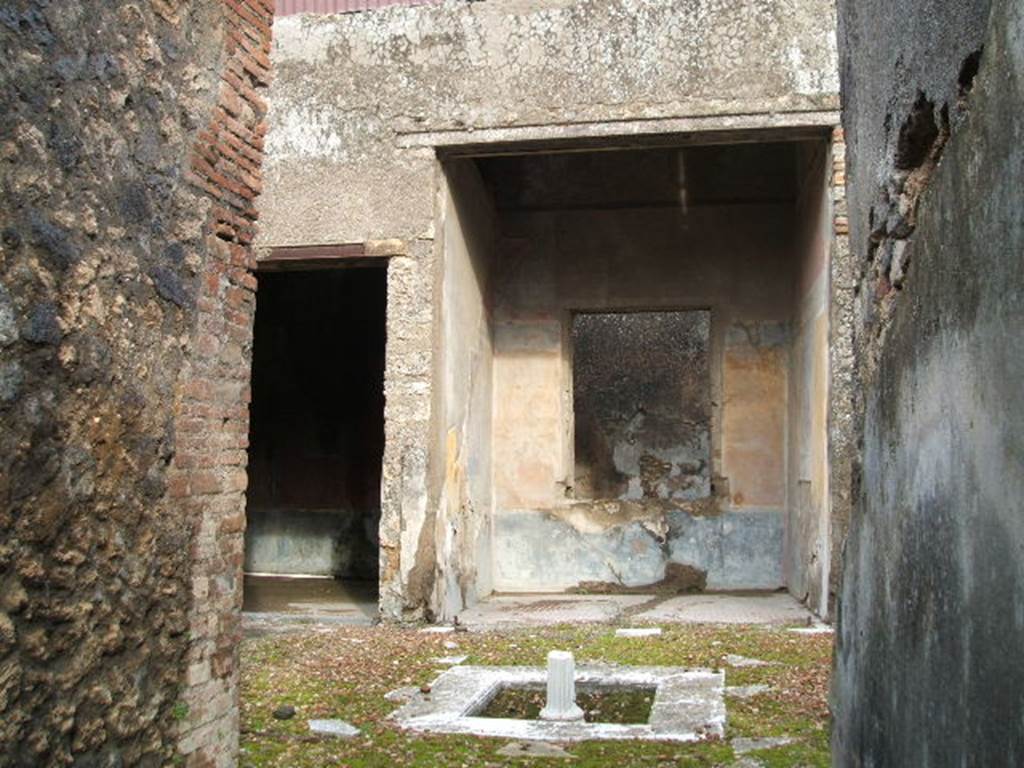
243,265,386,614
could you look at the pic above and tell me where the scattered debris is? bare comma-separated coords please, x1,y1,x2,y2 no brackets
615,627,662,638
308,719,360,738
443,640,459,650
272,704,296,720
384,686,420,704
724,684,772,699
497,740,576,758
732,735,796,754
420,626,455,634
724,654,776,668
432,655,469,665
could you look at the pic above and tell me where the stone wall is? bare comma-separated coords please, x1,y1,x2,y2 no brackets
833,0,1024,763
0,0,271,765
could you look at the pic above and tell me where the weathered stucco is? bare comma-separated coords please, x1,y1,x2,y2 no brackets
435,159,496,618
262,0,839,247
833,0,1024,762
260,0,842,619
481,146,823,594
784,140,833,616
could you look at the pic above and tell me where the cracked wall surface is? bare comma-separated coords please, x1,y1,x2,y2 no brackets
833,0,1024,762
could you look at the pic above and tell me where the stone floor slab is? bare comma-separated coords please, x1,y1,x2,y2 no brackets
497,741,576,758
732,735,796,754
635,594,813,625
457,595,653,630
308,719,361,738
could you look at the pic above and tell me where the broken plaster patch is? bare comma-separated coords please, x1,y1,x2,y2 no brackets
390,664,725,742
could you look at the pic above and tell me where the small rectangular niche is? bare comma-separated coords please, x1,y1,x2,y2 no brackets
572,310,711,501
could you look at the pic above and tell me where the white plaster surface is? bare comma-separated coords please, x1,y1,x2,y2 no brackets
788,623,833,634
390,664,725,742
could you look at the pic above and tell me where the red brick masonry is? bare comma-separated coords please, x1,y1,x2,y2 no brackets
170,1,273,765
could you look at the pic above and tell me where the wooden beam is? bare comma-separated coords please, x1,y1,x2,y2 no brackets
256,240,403,272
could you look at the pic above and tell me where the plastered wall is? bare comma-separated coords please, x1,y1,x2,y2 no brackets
784,141,833,616
260,0,841,619
435,160,496,618
489,198,800,591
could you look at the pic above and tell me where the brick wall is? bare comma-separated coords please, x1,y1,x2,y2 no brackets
0,0,272,763
172,1,273,765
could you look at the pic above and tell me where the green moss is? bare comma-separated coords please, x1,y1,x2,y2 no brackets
239,622,833,767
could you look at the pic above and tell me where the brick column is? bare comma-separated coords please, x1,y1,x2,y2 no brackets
169,1,273,765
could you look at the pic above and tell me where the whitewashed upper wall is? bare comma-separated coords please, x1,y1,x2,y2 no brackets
260,0,839,245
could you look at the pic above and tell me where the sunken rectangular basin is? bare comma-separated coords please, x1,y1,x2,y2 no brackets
389,664,725,742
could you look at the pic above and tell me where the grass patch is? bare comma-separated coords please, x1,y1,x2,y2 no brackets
480,684,656,724
240,622,832,767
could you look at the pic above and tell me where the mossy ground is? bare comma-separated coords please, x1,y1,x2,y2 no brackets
239,622,832,767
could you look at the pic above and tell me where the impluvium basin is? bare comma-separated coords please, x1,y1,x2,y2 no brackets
389,654,725,742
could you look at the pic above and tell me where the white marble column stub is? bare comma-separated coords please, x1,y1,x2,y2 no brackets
539,651,585,722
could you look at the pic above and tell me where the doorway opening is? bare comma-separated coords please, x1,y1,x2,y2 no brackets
242,264,387,622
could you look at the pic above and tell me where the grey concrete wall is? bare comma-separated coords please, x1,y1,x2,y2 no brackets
244,508,378,576
833,0,1024,763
